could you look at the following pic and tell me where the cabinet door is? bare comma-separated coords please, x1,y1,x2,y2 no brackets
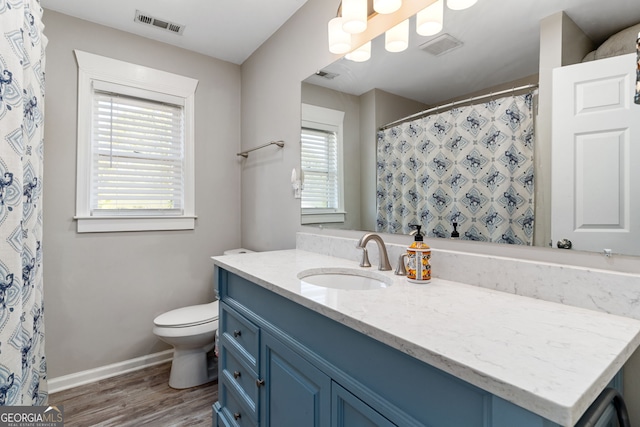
331,382,396,427
261,331,331,427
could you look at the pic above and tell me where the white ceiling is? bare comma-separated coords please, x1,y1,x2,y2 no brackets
40,0,310,65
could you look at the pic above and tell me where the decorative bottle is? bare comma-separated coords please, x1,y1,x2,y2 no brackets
406,225,431,284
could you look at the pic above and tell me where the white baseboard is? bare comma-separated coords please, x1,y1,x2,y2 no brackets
48,349,174,394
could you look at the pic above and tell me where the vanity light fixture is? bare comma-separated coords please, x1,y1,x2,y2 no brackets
385,19,409,52
416,0,443,36
446,0,477,11
328,0,478,61
374,0,402,14
346,40,372,62
328,17,352,54
342,0,368,33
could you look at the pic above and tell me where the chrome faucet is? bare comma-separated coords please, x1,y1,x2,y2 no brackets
356,233,392,271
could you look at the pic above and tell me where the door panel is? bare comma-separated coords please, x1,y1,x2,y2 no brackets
552,53,639,255
261,332,331,427
331,382,396,427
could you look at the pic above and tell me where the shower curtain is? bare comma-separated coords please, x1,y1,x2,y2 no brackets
0,0,48,405
376,92,535,245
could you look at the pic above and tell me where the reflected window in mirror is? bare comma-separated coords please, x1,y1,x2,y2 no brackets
301,104,346,224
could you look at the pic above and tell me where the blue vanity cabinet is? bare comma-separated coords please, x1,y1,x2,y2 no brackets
216,301,374,427
215,302,332,427
213,267,567,427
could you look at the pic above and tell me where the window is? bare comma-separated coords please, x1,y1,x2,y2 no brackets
74,50,198,232
300,104,345,224
301,127,338,209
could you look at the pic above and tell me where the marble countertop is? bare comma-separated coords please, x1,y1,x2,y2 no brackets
211,249,640,426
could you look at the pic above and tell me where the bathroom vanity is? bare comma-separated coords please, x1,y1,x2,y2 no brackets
211,249,640,427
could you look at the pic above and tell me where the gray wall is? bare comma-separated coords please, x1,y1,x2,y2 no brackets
240,0,337,251
43,10,242,378
239,0,433,251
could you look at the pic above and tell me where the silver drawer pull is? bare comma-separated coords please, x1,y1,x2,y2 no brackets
233,329,242,338
233,370,241,379
233,412,241,421
256,379,265,387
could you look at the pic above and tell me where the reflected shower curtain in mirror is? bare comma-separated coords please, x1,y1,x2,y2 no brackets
376,92,535,245
0,0,48,405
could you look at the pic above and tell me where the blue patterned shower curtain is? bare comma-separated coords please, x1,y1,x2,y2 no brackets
376,92,535,245
0,0,47,405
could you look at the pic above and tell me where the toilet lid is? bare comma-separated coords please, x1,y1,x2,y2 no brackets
154,301,219,328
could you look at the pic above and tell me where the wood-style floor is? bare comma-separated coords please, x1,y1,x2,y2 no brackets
49,362,218,427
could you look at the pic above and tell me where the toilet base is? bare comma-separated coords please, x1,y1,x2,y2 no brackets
169,348,218,389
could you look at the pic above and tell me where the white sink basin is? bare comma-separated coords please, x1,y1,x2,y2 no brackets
297,268,392,290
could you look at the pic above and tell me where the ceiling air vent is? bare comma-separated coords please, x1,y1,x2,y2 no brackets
134,10,185,35
315,70,339,80
419,33,463,56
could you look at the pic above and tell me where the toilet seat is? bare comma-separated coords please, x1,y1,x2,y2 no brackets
154,301,219,328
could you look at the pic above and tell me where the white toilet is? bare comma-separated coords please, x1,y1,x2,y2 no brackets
153,249,253,389
153,301,219,389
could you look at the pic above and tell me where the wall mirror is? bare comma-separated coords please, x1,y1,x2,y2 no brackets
300,0,640,256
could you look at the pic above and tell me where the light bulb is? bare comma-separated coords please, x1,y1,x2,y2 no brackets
342,0,367,34
417,0,443,36
374,0,402,14
346,41,371,62
385,19,409,53
447,0,477,11
328,17,352,54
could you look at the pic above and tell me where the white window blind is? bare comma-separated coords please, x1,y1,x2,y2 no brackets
91,90,185,215
301,127,339,210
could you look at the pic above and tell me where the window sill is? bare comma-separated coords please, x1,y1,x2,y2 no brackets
301,211,346,225
75,215,196,233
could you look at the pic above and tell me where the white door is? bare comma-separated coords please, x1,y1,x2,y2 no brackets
552,53,640,256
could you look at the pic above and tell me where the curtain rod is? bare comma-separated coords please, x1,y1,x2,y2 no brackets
237,140,285,158
380,83,539,131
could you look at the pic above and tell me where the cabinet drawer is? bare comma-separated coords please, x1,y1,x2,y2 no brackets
220,303,259,371
219,382,258,427
220,343,259,415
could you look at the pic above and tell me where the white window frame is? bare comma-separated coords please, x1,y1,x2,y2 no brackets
300,103,346,224
74,50,198,233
